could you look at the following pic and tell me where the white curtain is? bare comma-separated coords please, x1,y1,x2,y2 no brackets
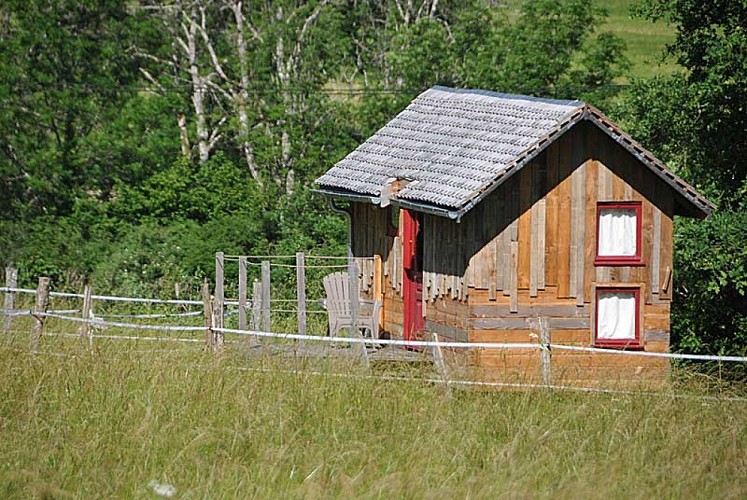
598,208,636,256
597,291,636,340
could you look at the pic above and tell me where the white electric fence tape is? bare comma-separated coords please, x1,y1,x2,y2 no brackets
2,288,745,363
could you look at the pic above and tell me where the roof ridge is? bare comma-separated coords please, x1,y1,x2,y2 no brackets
428,85,584,108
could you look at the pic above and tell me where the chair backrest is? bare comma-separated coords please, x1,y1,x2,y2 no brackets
323,272,351,316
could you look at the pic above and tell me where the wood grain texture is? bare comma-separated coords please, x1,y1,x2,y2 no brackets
544,143,559,287
510,241,519,313
518,166,532,290
556,153,572,298
584,159,598,302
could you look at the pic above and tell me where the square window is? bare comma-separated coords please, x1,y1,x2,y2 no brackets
594,287,642,349
595,202,642,265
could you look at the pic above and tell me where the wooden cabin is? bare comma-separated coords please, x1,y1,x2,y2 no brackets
315,86,714,388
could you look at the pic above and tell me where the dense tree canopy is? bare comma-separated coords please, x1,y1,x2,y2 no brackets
0,0,743,355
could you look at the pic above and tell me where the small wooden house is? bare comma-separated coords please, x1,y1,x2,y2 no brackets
315,87,714,388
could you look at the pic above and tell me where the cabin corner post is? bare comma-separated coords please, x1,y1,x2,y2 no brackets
30,276,50,351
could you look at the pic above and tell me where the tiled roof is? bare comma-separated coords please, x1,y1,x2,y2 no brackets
316,86,582,208
316,86,714,218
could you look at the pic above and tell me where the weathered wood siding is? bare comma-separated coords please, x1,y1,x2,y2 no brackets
461,122,674,387
348,121,675,387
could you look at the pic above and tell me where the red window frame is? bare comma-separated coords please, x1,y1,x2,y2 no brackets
594,201,643,266
593,286,643,350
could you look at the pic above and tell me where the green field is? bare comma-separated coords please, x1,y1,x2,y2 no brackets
505,0,679,80
600,0,679,79
1,337,745,498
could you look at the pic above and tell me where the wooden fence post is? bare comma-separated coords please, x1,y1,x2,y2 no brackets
296,252,306,346
212,299,224,350
3,264,18,342
31,277,50,351
80,284,93,346
261,261,271,333
238,256,247,331
251,280,261,332
430,331,451,394
539,316,551,386
214,252,225,331
201,280,213,350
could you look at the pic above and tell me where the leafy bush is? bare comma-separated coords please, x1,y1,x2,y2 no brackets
672,211,747,358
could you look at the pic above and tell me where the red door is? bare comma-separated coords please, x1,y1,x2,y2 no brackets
402,209,424,343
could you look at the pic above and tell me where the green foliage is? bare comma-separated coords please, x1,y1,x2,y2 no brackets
629,0,747,208
0,0,150,219
672,211,747,357
383,0,629,101
614,1,747,358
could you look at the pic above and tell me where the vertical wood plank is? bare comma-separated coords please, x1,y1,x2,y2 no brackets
612,168,625,199
214,252,224,330
518,166,532,290
504,178,519,296
642,201,653,304
510,241,519,313
374,254,384,327
296,252,306,338
545,143,559,287
568,124,587,306
624,183,633,201
596,163,610,283
392,235,400,292
652,208,661,296
239,256,248,331
575,161,587,306
556,136,572,298
530,199,539,297
569,167,581,298
584,159,598,301
536,199,547,291
659,207,674,300
574,165,586,306
537,154,547,292
496,197,506,292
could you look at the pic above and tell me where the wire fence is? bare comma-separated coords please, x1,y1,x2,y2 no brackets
2,268,746,400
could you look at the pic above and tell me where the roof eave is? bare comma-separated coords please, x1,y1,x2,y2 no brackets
583,105,716,219
312,187,380,205
313,187,462,220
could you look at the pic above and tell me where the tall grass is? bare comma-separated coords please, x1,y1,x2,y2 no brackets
0,337,744,498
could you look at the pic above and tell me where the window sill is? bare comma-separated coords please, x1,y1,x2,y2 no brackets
593,342,644,351
594,258,644,267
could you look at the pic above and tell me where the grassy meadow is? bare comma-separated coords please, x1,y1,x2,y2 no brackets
504,0,679,80
0,334,745,498
601,0,679,80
